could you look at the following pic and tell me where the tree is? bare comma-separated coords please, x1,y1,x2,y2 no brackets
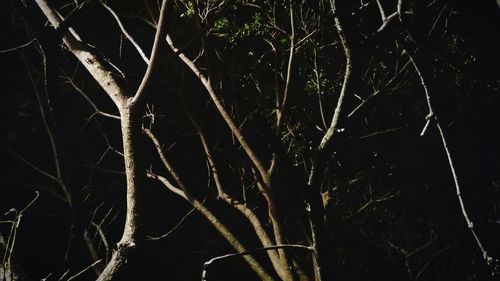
1,0,499,280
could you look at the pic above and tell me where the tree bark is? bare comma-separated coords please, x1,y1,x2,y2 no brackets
97,102,146,281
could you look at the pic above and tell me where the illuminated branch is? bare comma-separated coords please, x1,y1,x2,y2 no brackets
403,45,497,269
131,0,171,104
202,244,314,281
166,35,291,272
144,129,274,281
180,98,294,280
100,1,150,64
165,35,269,186
307,2,354,280
34,0,130,108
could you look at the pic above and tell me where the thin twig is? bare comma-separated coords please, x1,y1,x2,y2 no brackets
147,207,196,240
58,269,70,281
348,90,380,118
63,76,120,119
354,190,399,215
313,46,328,129
0,39,36,53
100,1,149,64
201,244,314,281
143,0,158,26
67,259,102,281
2,191,39,276
358,125,405,139
415,242,457,280
404,46,497,268
8,150,59,183
275,0,296,131
19,44,72,203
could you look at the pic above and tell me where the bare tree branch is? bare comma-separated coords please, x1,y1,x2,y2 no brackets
179,97,295,280
275,0,296,131
0,39,36,53
375,0,399,32
8,150,59,183
403,45,498,269
202,244,314,281
144,128,274,281
100,1,150,64
306,2,355,280
165,36,292,266
63,76,121,120
317,5,352,152
131,0,171,104
2,191,39,280
165,35,270,186
66,259,102,281
147,206,196,240
34,0,129,108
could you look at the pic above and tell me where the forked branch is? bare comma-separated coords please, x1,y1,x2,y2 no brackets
306,2,354,280
180,99,295,280
144,129,274,281
165,36,293,273
34,0,130,108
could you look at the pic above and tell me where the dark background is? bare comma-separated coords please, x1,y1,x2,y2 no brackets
1,0,500,280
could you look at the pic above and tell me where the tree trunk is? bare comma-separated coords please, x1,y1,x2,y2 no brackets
97,101,146,281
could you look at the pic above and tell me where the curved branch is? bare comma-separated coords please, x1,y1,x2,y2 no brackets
132,0,171,105
202,244,314,281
